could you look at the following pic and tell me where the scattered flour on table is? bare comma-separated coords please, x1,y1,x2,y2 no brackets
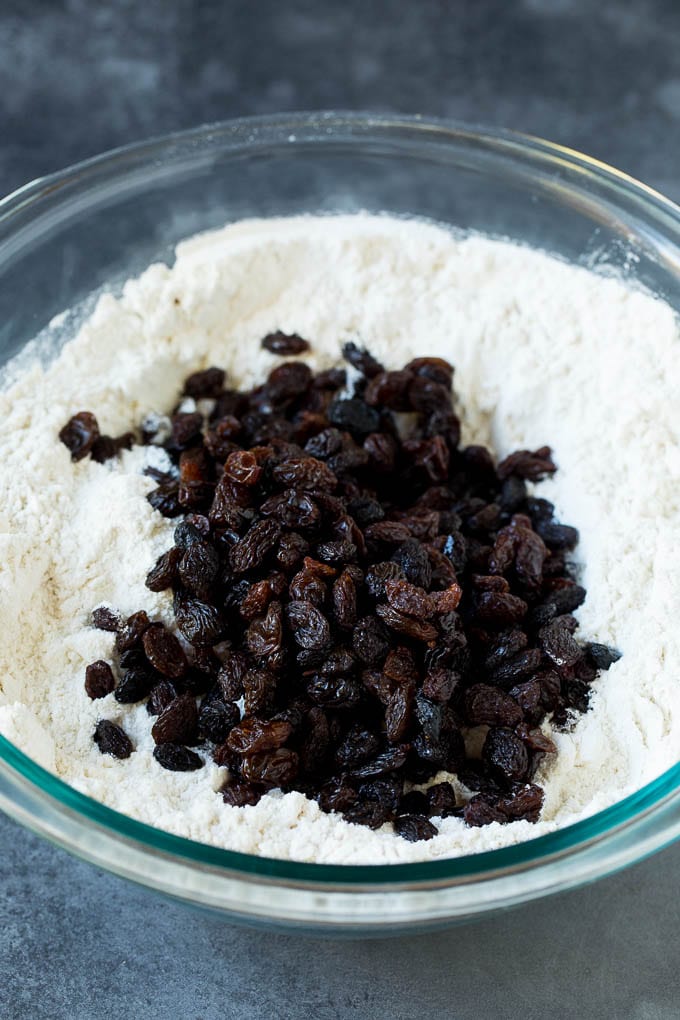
0,214,679,864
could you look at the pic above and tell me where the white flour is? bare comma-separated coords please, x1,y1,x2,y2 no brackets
0,214,679,864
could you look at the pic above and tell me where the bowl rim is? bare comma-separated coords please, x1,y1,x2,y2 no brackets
1,110,679,889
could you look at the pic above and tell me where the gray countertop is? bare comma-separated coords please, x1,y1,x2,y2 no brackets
1,2,680,1017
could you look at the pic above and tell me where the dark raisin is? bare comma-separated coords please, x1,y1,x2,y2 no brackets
483,727,529,782
146,680,178,716
394,814,438,842
178,541,219,600
306,675,362,709
145,548,182,592
115,610,150,653
93,719,133,759
586,643,622,670
114,666,156,704
222,782,266,807
341,342,384,378
229,519,281,573
352,616,390,665
327,398,381,438
261,331,310,355
153,742,203,771
183,366,225,398
286,600,331,651
147,481,182,518
539,616,583,668
217,651,248,701
85,661,115,700
142,623,188,679
464,685,524,727
240,749,299,787
385,686,413,742
171,411,203,448
91,606,121,632
151,694,198,744
174,594,224,645
226,718,292,755
391,539,432,589
376,604,438,643
427,782,458,818
59,411,100,461
497,446,557,482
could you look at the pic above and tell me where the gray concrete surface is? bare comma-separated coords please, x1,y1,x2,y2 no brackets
1,1,680,1017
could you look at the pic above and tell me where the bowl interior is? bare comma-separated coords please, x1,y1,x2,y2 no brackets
1,113,679,926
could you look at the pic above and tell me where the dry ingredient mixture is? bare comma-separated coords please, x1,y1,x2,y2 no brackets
63,345,618,842
0,214,679,863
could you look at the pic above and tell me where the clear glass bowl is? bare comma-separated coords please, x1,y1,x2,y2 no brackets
1,112,679,933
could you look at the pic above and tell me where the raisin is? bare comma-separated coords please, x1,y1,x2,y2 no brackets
391,539,432,589
93,719,133,759
349,746,408,779
151,694,198,744
114,667,156,704
147,481,182,518
539,616,583,668
59,411,100,461
85,661,115,700
142,623,188,679
376,604,438,643
327,399,381,437
261,331,310,355
145,548,182,592
229,519,281,573
226,718,293,755
497,446,557,482
275,532,310,572
333,570,358,629
115,610,150,653
245,602,284,663
586,643,622,670
385,686,412,742
394,814,438,842
384,579,433,618
241,749,299,787
286,600,331,651
91,606,121,632
422,668,458,703
474,591,528,626
483,727,529,782
222,782,266,807
178,541,219,600
306,675,361,709
341,341,384,378
183,366,225,398
243,668,277,716
427,782,458,818
197,691,239,743
464,685,524,727
153,742,203,771
217,651,248,701
174,594,224,645
365,561,406,597
146,680,178,716
352,616,391,665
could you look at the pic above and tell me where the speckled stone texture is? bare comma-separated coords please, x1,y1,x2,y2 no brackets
1,1,680,1017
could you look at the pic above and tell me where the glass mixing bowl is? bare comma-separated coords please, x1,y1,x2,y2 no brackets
1,112,679,934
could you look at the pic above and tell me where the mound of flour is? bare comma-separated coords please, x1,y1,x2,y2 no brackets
0,213,678,864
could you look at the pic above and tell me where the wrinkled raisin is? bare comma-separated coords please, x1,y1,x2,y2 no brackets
93,719,133,759
85,661,115,700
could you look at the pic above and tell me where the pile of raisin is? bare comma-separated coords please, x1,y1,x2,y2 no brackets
63,335,620,841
